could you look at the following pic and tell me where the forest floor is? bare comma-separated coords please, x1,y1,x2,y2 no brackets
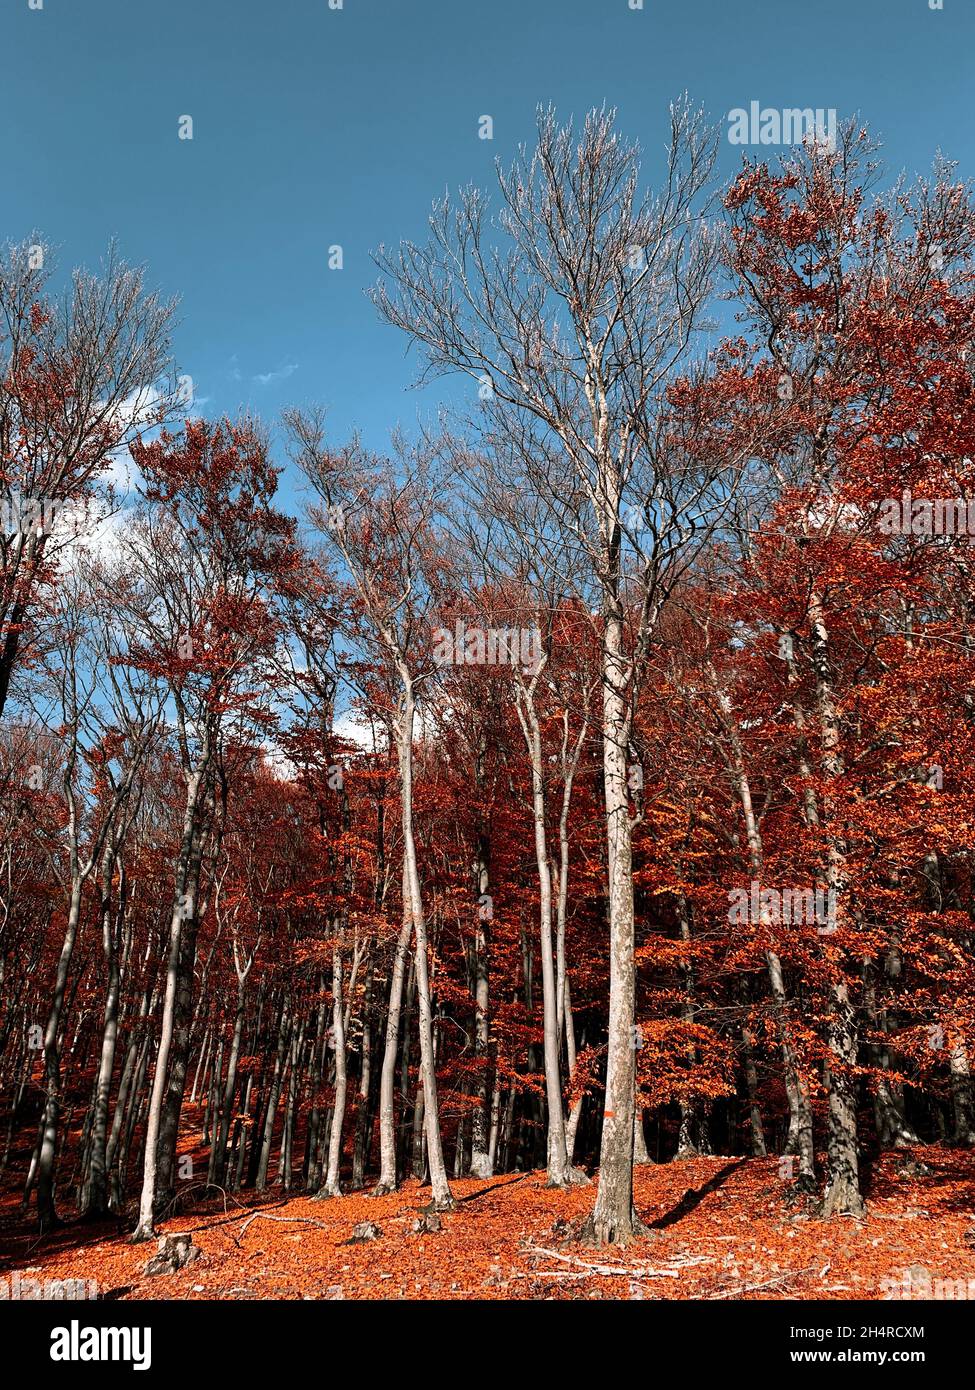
3,1145,975,1300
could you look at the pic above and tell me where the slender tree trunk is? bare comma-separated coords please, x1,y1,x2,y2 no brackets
712,665,815,1186
84,861,125,1218
352,963,374,1188
863,959,918,1149
469,822,493,1178
212,984,246,1187
808,592,865,1219
255,999,291,1192
740,1013,767,1158
487,1067,502,1171
132,768,206,1241
373,911,412,1194
949,1043,975,1144
397,684,454,1208
564,978,584,1162
35,877,85,1232
515,687,572,1185
303,978,327,1192
155,908,200,1210
319,947,347,1196
633,1107,653,1165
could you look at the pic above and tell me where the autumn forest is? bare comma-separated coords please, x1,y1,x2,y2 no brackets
4,98,975,1328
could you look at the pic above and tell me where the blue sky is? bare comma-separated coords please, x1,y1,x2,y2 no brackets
3,0,973,509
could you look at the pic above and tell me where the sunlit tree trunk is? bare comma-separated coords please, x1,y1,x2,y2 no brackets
397,684,454,1208
132,767,207,1241
319,947,347,1196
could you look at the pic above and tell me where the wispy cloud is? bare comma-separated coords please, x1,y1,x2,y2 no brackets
253,361,298,387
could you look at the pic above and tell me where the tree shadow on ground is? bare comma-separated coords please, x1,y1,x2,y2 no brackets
645,1159,748,1230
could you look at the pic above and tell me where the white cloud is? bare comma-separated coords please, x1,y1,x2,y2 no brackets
102,384,165,494
253,361,298,388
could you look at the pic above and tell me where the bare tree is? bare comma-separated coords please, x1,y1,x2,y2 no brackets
372,103,754,1241
449,459,593,1187
285,412,456,1209
24,554,163,1230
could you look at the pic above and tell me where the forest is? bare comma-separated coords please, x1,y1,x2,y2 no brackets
3,103,975,1306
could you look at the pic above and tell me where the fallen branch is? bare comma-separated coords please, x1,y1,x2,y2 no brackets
235,1211,330,1245
708,1265,817,1299
183,1196,290,1236
522,1245,679,1279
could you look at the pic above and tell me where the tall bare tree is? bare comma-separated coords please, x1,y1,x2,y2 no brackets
372,104,752,1240
285,414,456,1209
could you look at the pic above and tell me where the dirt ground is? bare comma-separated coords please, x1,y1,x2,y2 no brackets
3,1146,974,1301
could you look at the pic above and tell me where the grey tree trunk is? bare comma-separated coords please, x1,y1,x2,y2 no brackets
712,667,815,1186
469,825,493,1178
808,591,865,1220
396,684,454,1208
132,768,206,1241
155,908,200,1209
84,860,125,1218
950,1043,975,1144
515,682,573,1186
633,1108,653,1165
255,998,291,1192
35,877,85,1231
352,962,374,1188
564,977,585,1162
319,947,347,1196
863,960,918,1149
211,983,246,1187
586,596,642,1242
373,910,412,1194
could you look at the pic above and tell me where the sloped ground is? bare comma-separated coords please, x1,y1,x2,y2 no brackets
2,1147,974,1300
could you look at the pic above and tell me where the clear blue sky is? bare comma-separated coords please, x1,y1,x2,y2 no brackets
3,0,973,500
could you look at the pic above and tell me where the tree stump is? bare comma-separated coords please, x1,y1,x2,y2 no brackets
345,1221,382,1244
411,1211,442,1234
144,1232,201,1276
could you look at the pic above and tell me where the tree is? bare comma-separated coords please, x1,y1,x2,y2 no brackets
123,417,295,1240
0,239,175,716
286,415,456,1210
372,103,756,1240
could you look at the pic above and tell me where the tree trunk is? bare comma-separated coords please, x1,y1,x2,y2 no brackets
155,909,200,1211
515,686,572,1186
319,947,347,1196
131,768,206,1241
35,877,85,1232
352,962,374,1188
586,594,641,1242
469,824,493,1178
84,860,125,1218
397,684,454,1209
373,912,412,1194
808,591,865,1219
712,665,815,1186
